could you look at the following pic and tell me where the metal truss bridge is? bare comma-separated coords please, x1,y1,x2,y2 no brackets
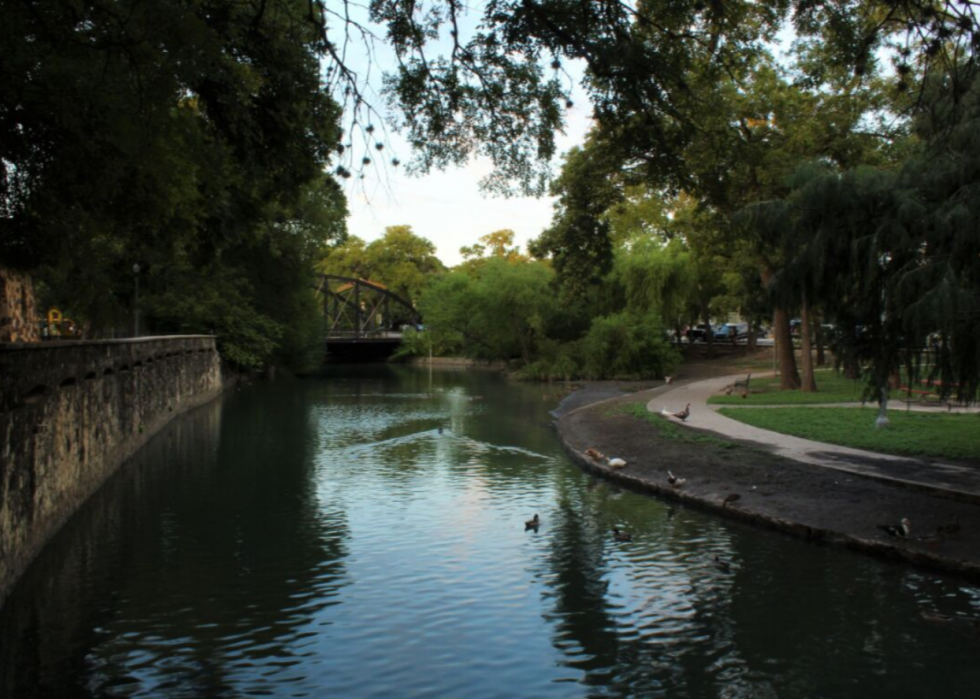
315,275,422,360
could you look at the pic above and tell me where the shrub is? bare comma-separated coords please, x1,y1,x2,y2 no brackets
581,311,680,379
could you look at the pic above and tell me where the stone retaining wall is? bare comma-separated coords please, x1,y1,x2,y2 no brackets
0,268,39,343
0,336,222,607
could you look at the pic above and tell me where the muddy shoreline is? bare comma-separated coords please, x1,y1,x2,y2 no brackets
554,372,980,582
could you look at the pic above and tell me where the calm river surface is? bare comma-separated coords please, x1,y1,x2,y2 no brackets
2,365,979,698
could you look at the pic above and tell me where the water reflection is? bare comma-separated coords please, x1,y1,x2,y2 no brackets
2,365,979,698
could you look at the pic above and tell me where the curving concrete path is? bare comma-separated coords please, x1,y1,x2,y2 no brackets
648,374,980,501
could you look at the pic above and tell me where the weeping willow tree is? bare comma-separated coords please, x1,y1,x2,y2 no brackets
614,239,695,343
894,64,980,404
746,63,980,414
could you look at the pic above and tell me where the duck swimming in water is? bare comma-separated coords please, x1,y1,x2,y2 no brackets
612,528,633,542
525,514,540,530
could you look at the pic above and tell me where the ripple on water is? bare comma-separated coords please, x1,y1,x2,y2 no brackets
4,371,980,699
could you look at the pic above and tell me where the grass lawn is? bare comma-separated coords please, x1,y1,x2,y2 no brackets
717,406,980,461
709,370,866,405
616,403,741,449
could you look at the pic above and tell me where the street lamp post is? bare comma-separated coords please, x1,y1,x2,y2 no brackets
133,263,140,337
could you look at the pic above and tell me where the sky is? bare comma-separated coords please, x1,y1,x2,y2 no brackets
329,4,593,268
343,112,592,267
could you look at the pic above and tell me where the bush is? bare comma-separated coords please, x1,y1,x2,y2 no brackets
581,311,680,379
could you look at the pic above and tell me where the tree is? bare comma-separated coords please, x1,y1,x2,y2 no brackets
317,225,445,304
460,229,526,265
420,257,557,364
529,142,622,300
2,0,347,369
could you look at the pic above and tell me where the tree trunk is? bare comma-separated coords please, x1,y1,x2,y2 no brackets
761,266,800,390
747,318,758,352
799,295,817,392
843,353,860,380
773,307,801,390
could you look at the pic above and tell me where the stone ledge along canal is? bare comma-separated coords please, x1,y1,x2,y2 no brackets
2,365,978,698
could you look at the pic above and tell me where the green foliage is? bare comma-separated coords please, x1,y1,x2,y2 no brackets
420,258,556,364
581,311,681,380
317,226,445,305
2,0,346,371
144,263,282,371
529,143,621,299
718,407,980,461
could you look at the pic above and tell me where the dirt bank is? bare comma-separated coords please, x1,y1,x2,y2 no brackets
555,360,980,581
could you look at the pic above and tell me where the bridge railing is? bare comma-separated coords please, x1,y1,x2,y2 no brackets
325,330,404,341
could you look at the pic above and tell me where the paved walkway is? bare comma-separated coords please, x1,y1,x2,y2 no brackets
648,374,980,501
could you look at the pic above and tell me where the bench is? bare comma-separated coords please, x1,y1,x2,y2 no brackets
897,386,947,409
724,373,752,396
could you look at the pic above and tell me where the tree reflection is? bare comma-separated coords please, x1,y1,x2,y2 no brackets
0,386,351,698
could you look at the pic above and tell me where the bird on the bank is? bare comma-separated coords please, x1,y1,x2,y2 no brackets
608,457,628,468
612,528,633,543
585,448,605,461
661,403,691,421
877,517,911,538
664,376,674,385
525,514,540,530
713,555,732,573
667,470,686,487
722,493,741,508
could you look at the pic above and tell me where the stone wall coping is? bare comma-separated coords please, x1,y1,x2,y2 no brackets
0,335,215,352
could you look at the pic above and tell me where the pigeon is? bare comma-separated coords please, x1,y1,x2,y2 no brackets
877,517,911,538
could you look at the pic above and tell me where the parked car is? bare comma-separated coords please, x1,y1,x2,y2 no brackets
687,324,710,342
713,323,749,342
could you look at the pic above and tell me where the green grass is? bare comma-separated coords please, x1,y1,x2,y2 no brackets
717,406,980,461
619,403,740,448
709,370,867,405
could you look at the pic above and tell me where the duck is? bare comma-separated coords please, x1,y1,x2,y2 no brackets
722,493,741,508
612,528,633,543
585,447,605,461
713,555,732,573
608,457,628,468
673,403,691,421
877,517,911,538
525,514,540,530
667,470,686,487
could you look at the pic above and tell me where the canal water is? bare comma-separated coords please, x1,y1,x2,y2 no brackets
2,365,979,698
